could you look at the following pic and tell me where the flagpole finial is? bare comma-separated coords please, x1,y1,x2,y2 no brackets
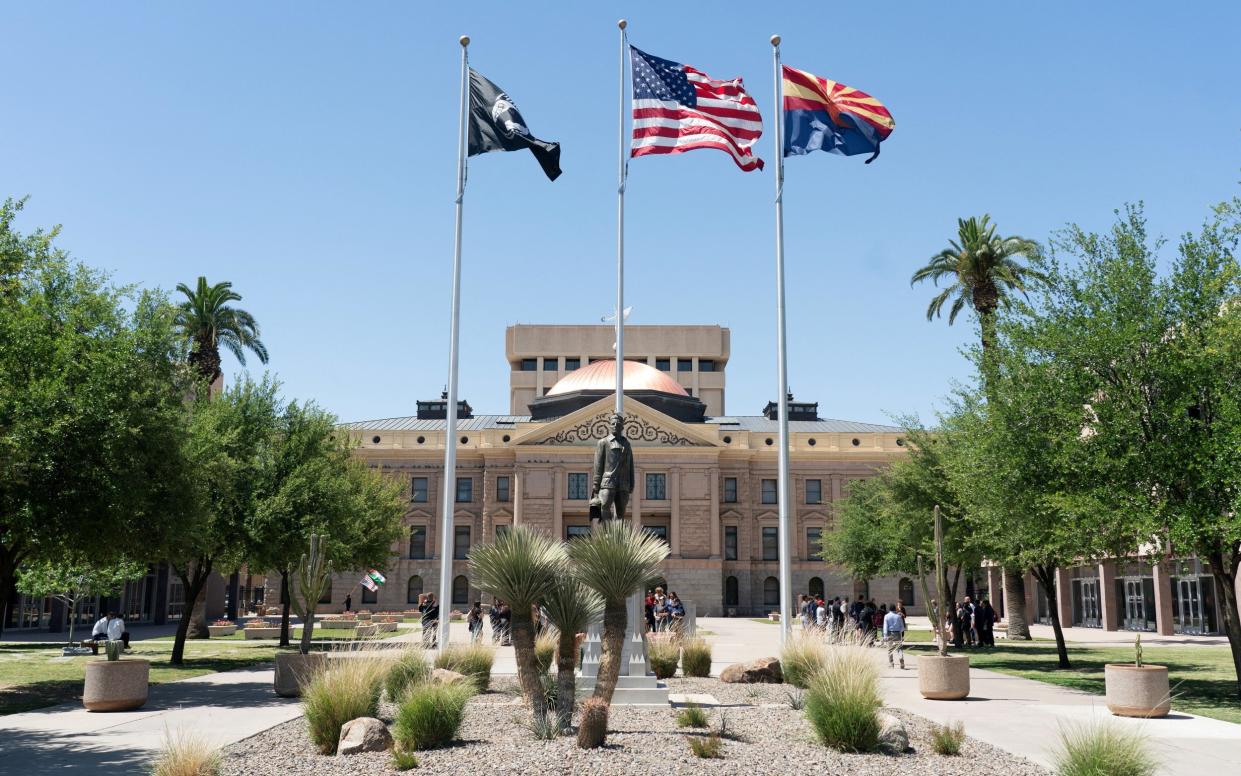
618,19,627,29
459,35,470,47
770,34,781,47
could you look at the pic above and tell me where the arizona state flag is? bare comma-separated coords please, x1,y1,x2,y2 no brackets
467,69,562,181
782,66,894,163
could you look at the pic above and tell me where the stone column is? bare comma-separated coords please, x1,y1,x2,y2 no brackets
984,567,1000,605
631,467,642,527
670,468,681,558
553,468,563,542
1054,567,1073,627
1152,560,1175,635
153,562,169,625
1099,561,1119,631
513,472,523,526
709,473,721,558
1024,570,1039,621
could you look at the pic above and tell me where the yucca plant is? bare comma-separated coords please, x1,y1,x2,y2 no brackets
566,520,669,704
468,525,565,717
542,576,604,729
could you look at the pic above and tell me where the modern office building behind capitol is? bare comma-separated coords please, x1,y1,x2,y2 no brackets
341,324,916,617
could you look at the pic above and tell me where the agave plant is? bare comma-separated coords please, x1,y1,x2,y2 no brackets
566,521,669,704
468,526,564,717
542,576,604,729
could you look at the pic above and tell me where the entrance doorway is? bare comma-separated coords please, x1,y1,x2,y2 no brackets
1171,576,1217,634
1072,578,1101,628
1118,577,1155,631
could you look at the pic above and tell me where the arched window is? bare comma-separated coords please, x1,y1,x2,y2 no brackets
853,579,869,601
899,578,915,607
809,577,824,599
407,575,423,604
763,576,779,607
452,575,469,605
361,585,377,605
725,576,739,606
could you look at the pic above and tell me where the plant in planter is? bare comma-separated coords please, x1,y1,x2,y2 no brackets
208,618,238,637
916,506,970,700
275,534,332,697
1104,633,1171,718
83,640,149,711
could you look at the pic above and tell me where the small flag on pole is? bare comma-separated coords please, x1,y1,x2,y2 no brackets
629,46,764,172
468,69,562,181
367,569,386,586
781,66,893,163
359,575,378,592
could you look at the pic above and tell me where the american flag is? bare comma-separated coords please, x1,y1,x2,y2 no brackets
630,46,764,172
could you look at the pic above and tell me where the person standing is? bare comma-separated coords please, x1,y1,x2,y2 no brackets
418,593,440,649
488,600,502,644
467,601,484,642
882,604,906,669
976,598,996,647
344,594,352,613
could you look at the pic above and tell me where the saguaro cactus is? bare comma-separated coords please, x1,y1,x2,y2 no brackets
916,505,951,657
290,534,333,655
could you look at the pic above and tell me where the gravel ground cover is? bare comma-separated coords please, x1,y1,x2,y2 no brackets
220,677,1048,775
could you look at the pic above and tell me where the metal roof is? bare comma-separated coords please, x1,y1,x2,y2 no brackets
340,414,899,434
338,415,529,432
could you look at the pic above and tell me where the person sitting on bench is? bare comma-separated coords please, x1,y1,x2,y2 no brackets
105,611,130,650
88,614,110,654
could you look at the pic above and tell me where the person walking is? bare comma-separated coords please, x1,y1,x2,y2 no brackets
882,604,906,669
467,601,484,642
488,600,503,644
418,593,440,649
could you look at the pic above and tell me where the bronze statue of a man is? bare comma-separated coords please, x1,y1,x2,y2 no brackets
591,413,634,523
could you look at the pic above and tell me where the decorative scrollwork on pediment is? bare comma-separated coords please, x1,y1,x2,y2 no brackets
533,413,700,446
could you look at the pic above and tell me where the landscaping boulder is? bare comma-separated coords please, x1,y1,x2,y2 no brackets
719,657,782,684
337,717,392,756
431,668,467,685
876,712,909,755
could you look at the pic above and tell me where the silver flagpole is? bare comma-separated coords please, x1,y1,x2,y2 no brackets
771,34,793,645
438,34,470,650
615,19,628,413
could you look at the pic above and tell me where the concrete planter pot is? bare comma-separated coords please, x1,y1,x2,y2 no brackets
243,627,281,640
274,652,327,697
83,659,150,712
208,624,237,637
1105,664,1171,718
918,654,970,700
319,619,358,631
374,621,398,633
355,624,377,638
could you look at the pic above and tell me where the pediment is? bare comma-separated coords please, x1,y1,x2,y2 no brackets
510,396,720,448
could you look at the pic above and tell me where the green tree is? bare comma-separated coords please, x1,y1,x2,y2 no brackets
17,558,146,645
174,276,268,384
0,197,194,635
911,214,1044,639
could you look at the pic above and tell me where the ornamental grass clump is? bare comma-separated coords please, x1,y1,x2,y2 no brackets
780,631,828,689
648,638,680,679
302,655,388,754
680,637,712,677
393,681,475,751
534,629,558,675
675,703,709,729
687,732,724,759
434,643,495,691
930,720,966,755
385,646,431,701
803,646,882,753
1052,721,1158,776
150,728,222,776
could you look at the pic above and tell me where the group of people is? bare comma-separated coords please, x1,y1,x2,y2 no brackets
88,611,131,653
643,587,686,633
946,595,997,648
797,594,910,668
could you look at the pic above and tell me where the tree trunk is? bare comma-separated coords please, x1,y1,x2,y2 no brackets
1033,566,1069,668
299,604,316,655
1003,569,1032,640
0,541,26,638
279,571,292,648
1208,549,1241,700
592,598,628,705
555,628,578,729
171,564,211,665
509,607,548,718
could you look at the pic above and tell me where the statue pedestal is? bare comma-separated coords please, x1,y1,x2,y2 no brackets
577,592,668,706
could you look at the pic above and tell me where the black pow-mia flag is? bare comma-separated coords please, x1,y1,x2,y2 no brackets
467,69,561,181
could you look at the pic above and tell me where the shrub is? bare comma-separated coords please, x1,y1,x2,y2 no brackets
385,647,431,702
391,750,419,771
780,632,827,689
524,709,560,740
676,703,709,729
803,646,882,753
648,638,680,679
576,697,609,749
930,720,966,756
687,733,724,759
150,729,221,776
393,682,475,751
1052,721,1158,776
785,688,805,710
680,637,712,678
534,629,558,675
434,643,495,691
303,655,387,754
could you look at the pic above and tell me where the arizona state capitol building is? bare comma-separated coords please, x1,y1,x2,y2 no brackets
340,324,915,617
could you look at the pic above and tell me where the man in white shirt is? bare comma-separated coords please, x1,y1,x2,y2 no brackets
88,614,110,654
882,606,906,669
105,611,130,649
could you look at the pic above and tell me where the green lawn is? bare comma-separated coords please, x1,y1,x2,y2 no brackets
147,625,413,642
906,639,1241,724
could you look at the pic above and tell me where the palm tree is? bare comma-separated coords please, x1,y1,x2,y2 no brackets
468,526,564,717
542,576,604,729
911,214,1043,641
566,521,669,705
174,276,269,383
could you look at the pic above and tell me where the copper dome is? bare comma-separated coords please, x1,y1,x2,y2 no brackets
546,359,688,397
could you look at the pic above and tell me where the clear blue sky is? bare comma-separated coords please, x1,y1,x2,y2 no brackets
4,2,1239,425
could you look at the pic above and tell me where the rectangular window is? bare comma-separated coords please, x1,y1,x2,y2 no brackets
724,526,738,560
455,477,473,503
453,526,470,560
409,526,427,559
762,526,779,560
806,479,822,504
656,357,670,371
495,524,511,538
411,477,428,503
542,357,558,371
496,476,510,502
806,527,822,560
761,478,778,504
723,477,738,503
567,472,589,500
565,357,580,371
699,359,715,372
361,585,377,604
677,358,693,372
566,525,592,541
645,473,667,500
519,358,537,371
643,525,668,544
